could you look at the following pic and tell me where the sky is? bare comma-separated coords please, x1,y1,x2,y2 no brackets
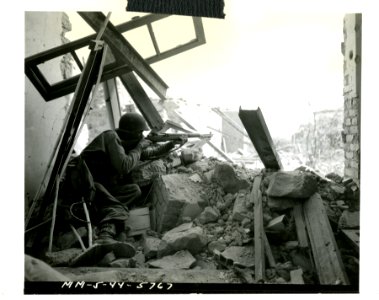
64,1,348,138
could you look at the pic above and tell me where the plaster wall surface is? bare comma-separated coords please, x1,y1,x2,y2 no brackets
25,12,71,210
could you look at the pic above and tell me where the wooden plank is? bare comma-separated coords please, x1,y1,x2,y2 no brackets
263,231,276,268
79,12,168,100
238,107,282,170
125,207,151,236
293,203,309,248
252,176,265,281
26,42,108,232
303,193,349,285
119,72,165,131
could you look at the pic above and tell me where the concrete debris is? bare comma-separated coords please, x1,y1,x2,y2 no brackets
290,268,305,284
266,215,287,232
150,173,207,232
338,210,360,229
212,163,250,193
266,171,318,199
189,173,203,183
143,236,162,259
159,224,207,257
232,191,249,221
208,240,227,254
198,206,220,224
188,160,211,173
181,148,203,165
131,159,167,187
149,250,196,269
220,246,255,268
31,155,358,286
25,254,72,281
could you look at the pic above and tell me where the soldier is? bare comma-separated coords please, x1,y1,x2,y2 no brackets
80,113,175,244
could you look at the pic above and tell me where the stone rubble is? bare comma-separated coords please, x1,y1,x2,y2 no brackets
35,154,359,285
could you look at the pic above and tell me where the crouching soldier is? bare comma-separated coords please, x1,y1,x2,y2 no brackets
80,113,175,244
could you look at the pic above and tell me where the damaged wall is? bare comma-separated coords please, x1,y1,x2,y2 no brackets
25,12,72,211
342,14,361,184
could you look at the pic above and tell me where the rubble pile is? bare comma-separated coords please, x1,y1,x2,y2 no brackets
39,151,359,285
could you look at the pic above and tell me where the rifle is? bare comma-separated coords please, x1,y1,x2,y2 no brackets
146,132,213,144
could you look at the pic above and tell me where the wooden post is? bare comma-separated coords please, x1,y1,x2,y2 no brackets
293,203,309,248
252,176,265,281
303,193,349,285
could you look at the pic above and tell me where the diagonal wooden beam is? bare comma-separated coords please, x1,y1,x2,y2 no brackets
119,72,165,131
79,11,168,100
239,107,282,170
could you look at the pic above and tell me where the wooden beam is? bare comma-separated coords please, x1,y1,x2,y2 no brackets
303,193,349,285
103,78,121,129
238,107,282,170
26,43,109,240
252,176,265,281
293,203,309,248
119,72,164,131
263,231,276,268
79,12,168,100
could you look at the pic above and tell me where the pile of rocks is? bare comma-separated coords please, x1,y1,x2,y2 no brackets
41,151,359,285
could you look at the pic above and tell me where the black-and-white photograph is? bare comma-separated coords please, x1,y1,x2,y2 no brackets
15,0,377,296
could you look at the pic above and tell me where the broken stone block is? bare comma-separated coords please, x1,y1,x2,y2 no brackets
150,174,207,232
266,215,286,231
276,268,290,282
44,248,83,267
198,206,220,224
131,159,167,186
148,250,196,269
133,251,146,267
158,223,207,257
143,236,162,259
221,246,255,268
25,255,72,281
203,170,214,183
338,210,360,229
266,171,317,199
212,163,250,194
194,256,218,270
232,192,249,221
188,160,210,173
56,227,87,250
189,173,203,183
181,148,203,165
290,268,305,284
208,240,227,253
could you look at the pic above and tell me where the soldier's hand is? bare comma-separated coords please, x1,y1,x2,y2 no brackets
138,138,153,149
175,137,188,146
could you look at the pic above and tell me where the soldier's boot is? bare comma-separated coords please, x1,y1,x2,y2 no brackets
95,222,118,245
